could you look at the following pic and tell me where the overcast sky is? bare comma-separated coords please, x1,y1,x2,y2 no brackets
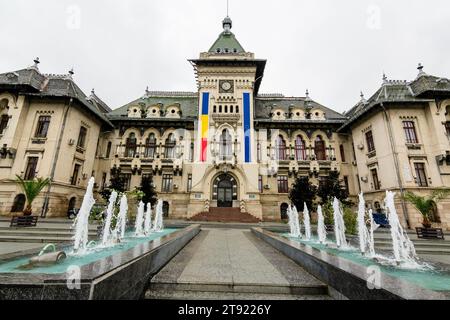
1,0,449,113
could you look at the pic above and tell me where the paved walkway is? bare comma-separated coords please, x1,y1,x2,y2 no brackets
149,229,330,299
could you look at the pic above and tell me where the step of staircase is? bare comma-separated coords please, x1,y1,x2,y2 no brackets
189,208,261,223
145,289,332,300
146,281,329,300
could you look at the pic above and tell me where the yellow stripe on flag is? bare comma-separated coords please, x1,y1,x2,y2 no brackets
201,115,209,138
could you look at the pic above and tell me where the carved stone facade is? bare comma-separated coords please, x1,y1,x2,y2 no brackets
1,18,450,230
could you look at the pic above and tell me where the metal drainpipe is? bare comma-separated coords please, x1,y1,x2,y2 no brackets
381,103,410,228
41,98,73,218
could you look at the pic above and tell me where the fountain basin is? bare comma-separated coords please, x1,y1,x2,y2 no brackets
252,227,450,300
0,224,200,300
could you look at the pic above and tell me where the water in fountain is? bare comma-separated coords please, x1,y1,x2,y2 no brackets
357,192,375,256
332,197,348,248
153,200,164,232
317,205,327,244
303,202,311,241
144,203,152,235
114,194,128,241
101,191,118,246
367,209,377,257
135,201,146,237
287,204,301,238
385,191,419,267
73,177,96,254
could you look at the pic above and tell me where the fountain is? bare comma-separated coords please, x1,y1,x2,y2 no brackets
303,202,311,241
144,203,153,235
135,201,145,237
384,191,419,266
73,177,96,253
332,197,348,248
114,194,128,241
101,191,118,246
367,209,377,257
357,192,375,257
317,205,327,244
153,200,164,232
287,204,301,238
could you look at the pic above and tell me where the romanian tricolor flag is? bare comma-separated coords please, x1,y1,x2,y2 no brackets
200,92,209,162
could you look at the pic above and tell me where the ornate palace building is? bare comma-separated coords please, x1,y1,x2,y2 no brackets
1,16,450,230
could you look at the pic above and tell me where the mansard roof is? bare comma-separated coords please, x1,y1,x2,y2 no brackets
108,91,198,120
339,70,450,132
255,94,347,122
0,65,114,128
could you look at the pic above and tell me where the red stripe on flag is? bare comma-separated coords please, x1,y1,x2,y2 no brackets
201,139,208,162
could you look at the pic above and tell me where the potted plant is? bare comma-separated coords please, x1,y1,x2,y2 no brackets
15,175,50,216
404,189,450,229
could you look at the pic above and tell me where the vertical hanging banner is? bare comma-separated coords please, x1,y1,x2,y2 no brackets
243,92,251,163
200,92,209,162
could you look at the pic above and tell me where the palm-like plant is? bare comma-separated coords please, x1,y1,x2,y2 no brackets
15,175,50,216
404,189,450,228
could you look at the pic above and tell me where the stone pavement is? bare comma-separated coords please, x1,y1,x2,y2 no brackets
148,228,331,300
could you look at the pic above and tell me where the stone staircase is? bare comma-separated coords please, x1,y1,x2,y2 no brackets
146,281,331,300
189,208,261,223
0,217,98,243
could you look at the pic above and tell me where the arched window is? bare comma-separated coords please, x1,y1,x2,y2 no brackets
314,135,326,161
144,133,157,158
163,201,170,218
224,105,228,113
275,135,287,160
236,105,239,113
11,194,26,213
164,133,176,159
105,141,112,158
230,105,233,113
219,129,232,160
213,105,217,113
219,105,223,113
280,203,289,220
295,135,306,160
125,133,137,158
68,197,76,212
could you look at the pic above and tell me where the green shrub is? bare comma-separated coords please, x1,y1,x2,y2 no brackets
343,206,357,235
322,201,334,226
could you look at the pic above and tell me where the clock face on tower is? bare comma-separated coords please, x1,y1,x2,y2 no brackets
219,80,234,93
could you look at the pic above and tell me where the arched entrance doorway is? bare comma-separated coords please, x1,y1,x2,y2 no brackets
11,194,26,213
212,174,238,208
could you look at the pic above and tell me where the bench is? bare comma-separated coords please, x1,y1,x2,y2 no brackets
416,227,445,240
10,216,38,228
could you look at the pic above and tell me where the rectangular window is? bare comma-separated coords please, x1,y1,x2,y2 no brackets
365,131,375,153
371,169,380,190
162,174,173,192
24,157,39,180
71,164,81,186
101,172,107,190
414,163,428,187
187,174,192,192
343,176,349,193
258,175,263,193
257,143,261,162
277,176,289,193
356,174,361,193
35,116,51,138
0,114,9,134
339,144,346,163
120,173,132,191
77,126,87,148
445,122,450,136
189,143,194,162
403,121,418,144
